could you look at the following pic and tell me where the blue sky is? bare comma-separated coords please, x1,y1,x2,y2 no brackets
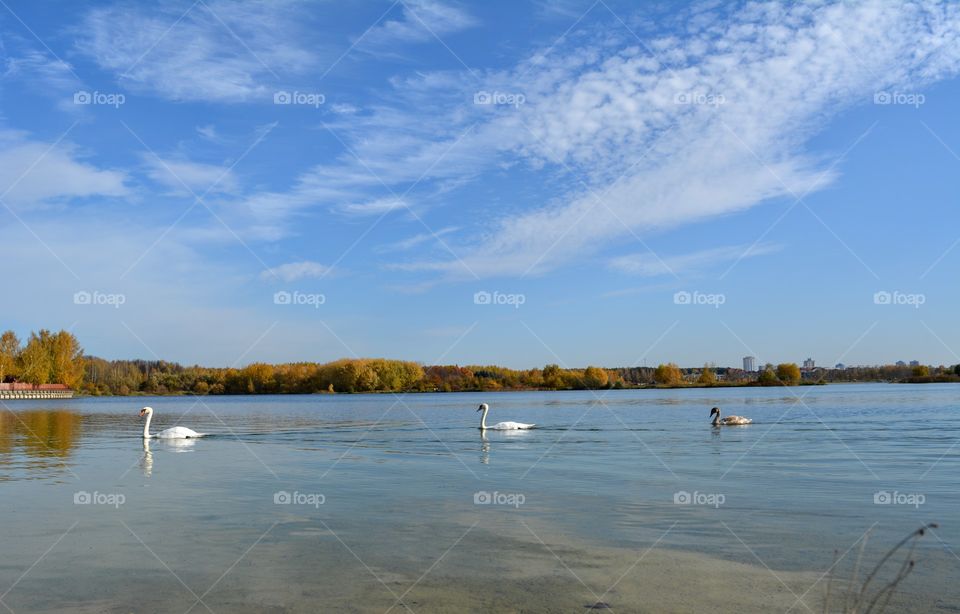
1,0,959,369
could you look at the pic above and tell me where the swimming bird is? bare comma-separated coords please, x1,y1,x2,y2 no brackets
477,403,535,430
710,406,751,426
140,406,206,439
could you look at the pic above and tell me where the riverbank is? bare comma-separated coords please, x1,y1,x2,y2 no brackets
66,378,960,398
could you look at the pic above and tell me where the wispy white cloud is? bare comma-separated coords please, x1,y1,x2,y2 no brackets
359,0,478,51
196,125,220,141
609,243,782,277
0,131,128,207
143,156,238,195
384,1,960,278
339,196,407,216
139,0,960,283
2,49,77,92
77,0,318,102
377,226,460,252
260,260,331,282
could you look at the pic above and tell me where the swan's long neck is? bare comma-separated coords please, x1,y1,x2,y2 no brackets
480,407,488,430
143,412,153,438
711,411,720,426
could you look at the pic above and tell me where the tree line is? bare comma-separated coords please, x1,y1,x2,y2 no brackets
4,328,960,395
81,358,632,395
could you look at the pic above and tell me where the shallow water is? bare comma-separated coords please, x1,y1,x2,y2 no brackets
1,384,957,612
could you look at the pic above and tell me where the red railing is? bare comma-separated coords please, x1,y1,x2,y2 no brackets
0,383,71,391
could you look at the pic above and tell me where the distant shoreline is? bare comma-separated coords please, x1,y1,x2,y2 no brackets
61,378,960,398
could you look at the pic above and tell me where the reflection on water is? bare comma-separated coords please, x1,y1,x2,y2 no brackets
480,430,490,464
140,438,196,477
0,409,81,478
140,439,152,477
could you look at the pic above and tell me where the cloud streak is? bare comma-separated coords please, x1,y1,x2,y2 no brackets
610,243,782,277
0,131,128,207
78,0,318,102
225,0,960,281
358,0,479,51
260,260,331,282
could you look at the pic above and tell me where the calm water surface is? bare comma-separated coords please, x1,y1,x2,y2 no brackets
1,384,957,612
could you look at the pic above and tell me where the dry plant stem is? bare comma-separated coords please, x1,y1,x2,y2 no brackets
864,561,915,614
856,524,936,607
846,530,871,612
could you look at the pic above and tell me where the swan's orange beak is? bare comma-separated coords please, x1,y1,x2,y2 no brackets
139,409,146,417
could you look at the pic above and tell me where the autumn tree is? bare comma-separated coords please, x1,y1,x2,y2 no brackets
583,366,609,389
912,365,930,377
49,331,85,388
0,330,20,382
776,363,801,385
698,364,716,385
18,330,53,384
653,363,682,386
542,364,565,389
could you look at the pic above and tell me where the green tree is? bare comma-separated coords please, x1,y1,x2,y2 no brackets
698,364,716,385
758,366,778,386
776,363,801,385
653,363,682,386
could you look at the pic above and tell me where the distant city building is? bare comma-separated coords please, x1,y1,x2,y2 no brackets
835,363,846,369
743,356,756,372
896,360,907,367
909,360,920,367
803,358,815,370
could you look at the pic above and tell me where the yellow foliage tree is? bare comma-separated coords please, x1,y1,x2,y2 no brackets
654,363,682,386
776,363,801,385
583,366,609,389
0,331,20,382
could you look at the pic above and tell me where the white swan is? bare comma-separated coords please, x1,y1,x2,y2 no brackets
710,406,752,426
140,407,205,439
477,403,535,430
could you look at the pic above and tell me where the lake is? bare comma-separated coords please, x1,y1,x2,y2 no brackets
0,384,957,612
